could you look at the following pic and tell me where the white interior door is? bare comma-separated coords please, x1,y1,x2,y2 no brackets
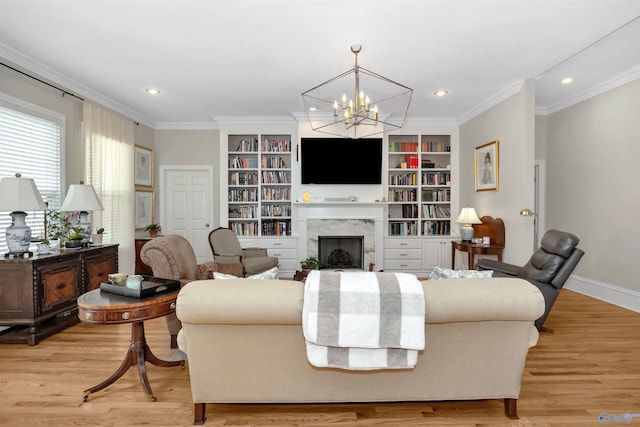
160,166,213,263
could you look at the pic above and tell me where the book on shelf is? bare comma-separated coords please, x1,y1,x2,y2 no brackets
234,138,258,152
421,141,449,152
262,138,291,152
390,141,418,152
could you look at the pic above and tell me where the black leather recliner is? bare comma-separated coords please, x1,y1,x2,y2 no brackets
477,229,584,331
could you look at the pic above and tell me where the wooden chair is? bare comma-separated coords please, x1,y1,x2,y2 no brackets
451,216,505,269
472,215,505,248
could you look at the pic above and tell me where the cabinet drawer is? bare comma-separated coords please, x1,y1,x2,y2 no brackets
385,248,423,260
260,238,297,249
86,256,117,292
384,239,423,249
383,259,423,270
40,264,81,313
267,248,297,259
277,258,300,272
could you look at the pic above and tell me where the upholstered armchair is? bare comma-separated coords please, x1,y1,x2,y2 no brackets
208,227,279,276
140,234,243,348
477,229,584,331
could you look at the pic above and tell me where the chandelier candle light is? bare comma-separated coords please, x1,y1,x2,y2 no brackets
302,45,413,139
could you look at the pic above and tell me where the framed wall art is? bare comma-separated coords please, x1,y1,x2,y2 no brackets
474,140,499,191
135,190,154,230
134,145,153,187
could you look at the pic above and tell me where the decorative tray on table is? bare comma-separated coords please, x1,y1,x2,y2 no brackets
99,275,180,298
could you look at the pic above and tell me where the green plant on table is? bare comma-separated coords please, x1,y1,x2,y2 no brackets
45,209,77,242
300,257,319,270
67,226,88,242
145,223,161,232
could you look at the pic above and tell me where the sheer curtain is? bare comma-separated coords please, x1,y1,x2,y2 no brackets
83,101,135,274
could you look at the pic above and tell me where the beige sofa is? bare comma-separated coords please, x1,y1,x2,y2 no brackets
176,277,544,425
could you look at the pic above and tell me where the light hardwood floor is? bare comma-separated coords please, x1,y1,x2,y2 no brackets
1,289,639,426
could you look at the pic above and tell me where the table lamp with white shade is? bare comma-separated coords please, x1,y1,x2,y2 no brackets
59,183,104,244
456,206,482,242
0,173,48,257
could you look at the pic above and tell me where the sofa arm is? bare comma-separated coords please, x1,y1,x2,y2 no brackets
214,254,242,264
140,244,179,280
477,258,521,276
243,247,268,258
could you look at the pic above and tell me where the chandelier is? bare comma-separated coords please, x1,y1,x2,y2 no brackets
302,45,413,139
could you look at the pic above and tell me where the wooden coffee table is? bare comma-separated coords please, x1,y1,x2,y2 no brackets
77,286,184,402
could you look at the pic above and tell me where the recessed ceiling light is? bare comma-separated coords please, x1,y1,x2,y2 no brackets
434,90,448,97
146,88,161,95
309,107,317,111
561,77,573,85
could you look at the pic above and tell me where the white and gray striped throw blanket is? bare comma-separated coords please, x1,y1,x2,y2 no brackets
302,270,425,370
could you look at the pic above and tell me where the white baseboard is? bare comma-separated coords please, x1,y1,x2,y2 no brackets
564,275,640,313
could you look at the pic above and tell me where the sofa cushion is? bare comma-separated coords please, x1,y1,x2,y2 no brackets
177,279,303,325
429,266,493,280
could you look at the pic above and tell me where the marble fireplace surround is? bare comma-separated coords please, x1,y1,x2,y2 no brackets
296,203,385,272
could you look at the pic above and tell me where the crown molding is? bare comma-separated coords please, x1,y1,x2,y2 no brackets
155,121,220,130
457,79,525,125
0,41,155,128
541,65,640,115
212,116,297,125
404,116,459,126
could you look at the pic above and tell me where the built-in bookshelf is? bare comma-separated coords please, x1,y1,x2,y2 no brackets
227,134,292,236
388,134,451,237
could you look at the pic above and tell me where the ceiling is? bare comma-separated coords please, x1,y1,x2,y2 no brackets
1,0,639,129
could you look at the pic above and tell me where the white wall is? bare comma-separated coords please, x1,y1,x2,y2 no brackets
459,80,536,265
545,78,640,292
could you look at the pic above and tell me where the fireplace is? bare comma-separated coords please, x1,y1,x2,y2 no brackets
318,236,364,270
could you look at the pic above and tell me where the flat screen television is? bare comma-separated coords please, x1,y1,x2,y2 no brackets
301,137,383,184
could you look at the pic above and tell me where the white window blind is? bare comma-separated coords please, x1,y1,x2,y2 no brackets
0,95,63,253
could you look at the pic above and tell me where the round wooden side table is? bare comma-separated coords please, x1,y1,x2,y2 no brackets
77,287,185,402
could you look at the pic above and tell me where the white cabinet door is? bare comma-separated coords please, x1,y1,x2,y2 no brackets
423,239,451,271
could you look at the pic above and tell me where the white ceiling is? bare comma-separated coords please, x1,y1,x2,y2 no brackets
1,0,639,128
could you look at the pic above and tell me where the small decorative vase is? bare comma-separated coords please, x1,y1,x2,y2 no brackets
6,211,31,253
92,234,103,245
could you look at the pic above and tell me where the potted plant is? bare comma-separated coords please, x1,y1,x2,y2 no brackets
92,227,105,245
65,226,87,249
300,257,319,273
46,209,74,248
145,223,161,238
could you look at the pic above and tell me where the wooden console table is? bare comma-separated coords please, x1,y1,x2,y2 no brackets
451,216,505,269
78,285,184,402
0,244,118,345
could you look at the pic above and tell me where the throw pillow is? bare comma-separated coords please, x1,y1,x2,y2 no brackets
213,266,279,280
428,265,493,280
